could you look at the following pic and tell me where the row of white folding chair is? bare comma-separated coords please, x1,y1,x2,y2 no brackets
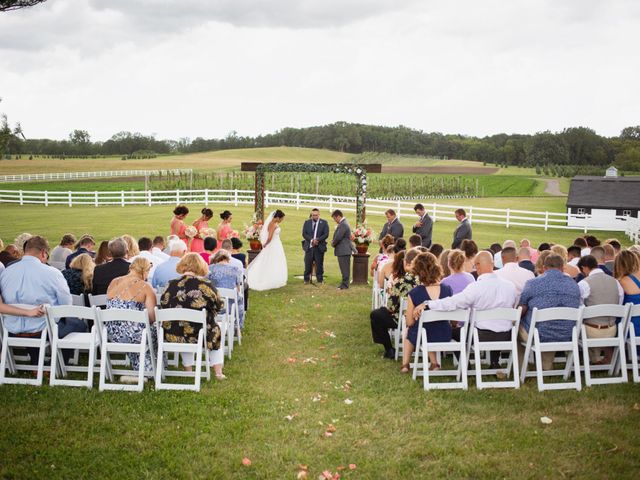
216,287,240,358
615,303,640,383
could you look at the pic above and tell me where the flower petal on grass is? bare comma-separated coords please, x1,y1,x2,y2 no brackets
344,399,353,405
540,416,553,425
242,457,252,466
349,464,357,470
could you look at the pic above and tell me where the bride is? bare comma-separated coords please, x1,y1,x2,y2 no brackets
247,209,288,291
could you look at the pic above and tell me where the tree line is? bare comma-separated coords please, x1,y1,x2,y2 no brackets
2,120,640,171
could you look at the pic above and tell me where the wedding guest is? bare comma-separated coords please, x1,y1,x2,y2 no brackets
408,234,422,249
14,232,33,256
200,237,217,265
551,244,579,278
131,236,165,282
171,205,190,244
603,243,616,272
164,235,179,255
518,253,582,370
65,234,96,269
370,249,418,359
220,239,245,275
534,250,552,276
62,253,95,295
439,249,452,278
495,240,516,269
378,242,406,289
0,244,21,267
451,208,472,249
92,237,131,295
370,234,394,277
161,253,226,379
577,254,623,365
495,247,534,303
520,238,539,263
567,245,582,267
538,242,551,253
605,239,622,257
441,250,475,295
412,203,433,248
518,247,536,274
152,239,187,290
94,240,111,266
574,237,590,257
106,257,157,381
217,210,235,243
230,237,247,268
378,209,404,241
191,207,214,253
0,236,85,366
460,239,478,274
429,243,444,259
615,250,640,348
121,234,139,259
50,234,76,270
152,236,170,261
585,235,601,250
402,252,453,373
208,250,244,327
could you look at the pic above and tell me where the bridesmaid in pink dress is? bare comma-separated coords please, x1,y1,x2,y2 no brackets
190,208,213,253
217,210,235,245
170,205,189,245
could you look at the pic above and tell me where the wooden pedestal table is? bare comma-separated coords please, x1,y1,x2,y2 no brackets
352,252,370,285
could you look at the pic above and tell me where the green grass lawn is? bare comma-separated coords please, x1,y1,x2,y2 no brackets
0,205,637,479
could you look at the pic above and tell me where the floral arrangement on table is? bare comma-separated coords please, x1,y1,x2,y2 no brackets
199,227,216,239
243,222,262,241
350,224,374,244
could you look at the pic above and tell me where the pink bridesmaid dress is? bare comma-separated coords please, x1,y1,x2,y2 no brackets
190,219,208,253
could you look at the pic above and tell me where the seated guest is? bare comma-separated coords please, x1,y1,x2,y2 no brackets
518,253,582,370
429,243,444,259
62,253,95,295
370,234,394,278
538,242,551,253
585,235,601,250
408,234,422,249
94,240,111,266
92,237,131,295
574,246,612,282
200,237,218,265
230,237,247,268
132,236,165,281
0,244,21,268
370,249,419,359
496,247,534,303
520,238,539,263
50,234,76,270
65,234,96,269
441,250,475,294
152,239,187,290
14,233,32,256
121,234,139,259
460,239,478,274
152,236,170,260
438,249,451,277
378,242,406,289
208,250,244,327
567,245,581,267
574,237,590,257
414,251,517,373
402,252,453,373
220,239,245,274
106,257,157,380
577,255,623,365
615,250,640,350
534,250,552,276
494,240,515,269
164,235,180,255
0,236,86,366
161,253,226,379
518,247,536,275
603,243,616,272
605,238,622,257
551,244,579,278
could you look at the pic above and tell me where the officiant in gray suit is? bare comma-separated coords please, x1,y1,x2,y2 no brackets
302,208,330,284
412,203,433,248
331,209,353,290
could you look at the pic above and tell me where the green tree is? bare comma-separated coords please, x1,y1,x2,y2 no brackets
0,0,47,12
620,126,640,140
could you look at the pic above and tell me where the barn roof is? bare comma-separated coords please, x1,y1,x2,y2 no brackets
567,176,640,209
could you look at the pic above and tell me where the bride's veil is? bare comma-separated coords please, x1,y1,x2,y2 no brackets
259,211,275,244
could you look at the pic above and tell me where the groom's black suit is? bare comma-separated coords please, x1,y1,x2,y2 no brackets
302,217,329,283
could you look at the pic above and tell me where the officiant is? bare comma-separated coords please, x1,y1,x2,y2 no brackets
302,208,329,284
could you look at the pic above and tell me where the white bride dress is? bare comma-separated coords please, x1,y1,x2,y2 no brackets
247,212,288,291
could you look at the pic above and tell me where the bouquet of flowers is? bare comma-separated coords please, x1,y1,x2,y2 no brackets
350,224,374,245
184,226,198,238
243,214,263,241
199,227,216,239
230,230,240,239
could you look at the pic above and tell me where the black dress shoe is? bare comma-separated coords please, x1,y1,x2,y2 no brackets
383,348,396,359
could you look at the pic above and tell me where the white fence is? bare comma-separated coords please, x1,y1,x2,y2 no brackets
2,188,639,240
0,169,193,183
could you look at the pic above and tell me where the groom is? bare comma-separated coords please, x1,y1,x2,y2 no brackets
302,208,329,284
331,209,353,290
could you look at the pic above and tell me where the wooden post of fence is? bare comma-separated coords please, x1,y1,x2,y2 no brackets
468,206,473,222
147,189,152,207
68,191,72,208
19,190,23,206
265,191,270,208
506,209,510,228
94,191,98,207
432,202,436,222
296,192,300,210
234,189,238,207
544,211,549,231
121,191,125,207
176,190,180,205
397,200,402,219
205,189,209,206
45,191,48,207
329,194,333,212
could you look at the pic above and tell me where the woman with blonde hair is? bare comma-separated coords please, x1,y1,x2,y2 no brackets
401,252,453,373
62,253,95,295
106,257,157,381
535,250,552,276
121,234,139,259
615,250,640,346
161,253,226,379
439,249,451,278
551,244,579,277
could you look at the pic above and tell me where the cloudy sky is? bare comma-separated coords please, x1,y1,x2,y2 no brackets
0,0,638,141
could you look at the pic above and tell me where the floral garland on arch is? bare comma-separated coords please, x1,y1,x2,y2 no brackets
254,163,369,225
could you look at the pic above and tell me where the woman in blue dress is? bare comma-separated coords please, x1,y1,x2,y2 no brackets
616,250,640,351
208,250,245,328
402,252,453,373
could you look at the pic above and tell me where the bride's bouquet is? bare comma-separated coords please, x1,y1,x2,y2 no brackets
351,224,374,245
199,227,216,239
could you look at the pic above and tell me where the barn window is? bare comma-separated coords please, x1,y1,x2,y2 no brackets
577,208,586,215
622,210,632,217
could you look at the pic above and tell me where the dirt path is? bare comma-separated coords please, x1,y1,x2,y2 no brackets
543,179,565,196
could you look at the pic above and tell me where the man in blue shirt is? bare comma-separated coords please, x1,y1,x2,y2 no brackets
0,236,86,366
518,253,581,370
152,239,187,290
64,234,96,269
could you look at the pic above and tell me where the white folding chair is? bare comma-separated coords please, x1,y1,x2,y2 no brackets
617,304,640,383
96,308,156,392
88,294,108,308
471,307,522,389
154,307,210,391
0,320,17,376
217,287,240,358
520,307,583,391
393,298,408,361
71,294,85,307
46,305,98,388
412,309,470,390
579,304,630,386
0,304,51,386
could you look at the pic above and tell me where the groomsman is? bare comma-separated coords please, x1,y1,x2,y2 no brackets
412,203,433,248
331,209,353,290
302,208,330,284
378,209,404,240
451,208,472,249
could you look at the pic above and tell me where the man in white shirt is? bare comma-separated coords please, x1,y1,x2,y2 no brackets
494,240,515,269
495,247,535,304
132,237,166,284
152,236,170,261
414,251,517,372
567,245,581,267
